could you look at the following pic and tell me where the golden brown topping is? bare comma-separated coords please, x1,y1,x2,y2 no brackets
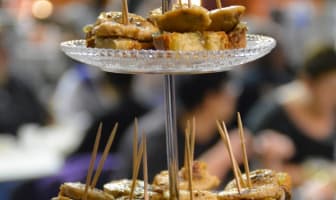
58,182,113,200
218,184,285,200
152,4,211,32
153,161,220,191
104,179,163,200
207,5,246,32
92,12,159,42
224,169,292,200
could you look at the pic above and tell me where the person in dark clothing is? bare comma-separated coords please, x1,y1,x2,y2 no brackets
0,34,48,136
74,74,149,153
252,47,336,193
237,43,294,116
117,73,251,183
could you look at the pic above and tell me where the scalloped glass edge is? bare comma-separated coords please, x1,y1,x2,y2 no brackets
60,34,276,74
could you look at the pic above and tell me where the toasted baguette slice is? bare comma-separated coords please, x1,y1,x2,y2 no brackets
104,179,163,200
153,31,230,51
95,37,154,50
86,12,158,42
58,182,113,200
218,184,285,200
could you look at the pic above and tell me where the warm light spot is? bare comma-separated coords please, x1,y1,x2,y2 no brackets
32,0,53,19
181,0,201,6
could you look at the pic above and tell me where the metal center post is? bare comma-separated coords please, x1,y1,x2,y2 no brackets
164,74,179,200
162,0,179,200
162,1,178,199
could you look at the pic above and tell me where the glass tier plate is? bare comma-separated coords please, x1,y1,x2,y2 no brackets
60,34,276,74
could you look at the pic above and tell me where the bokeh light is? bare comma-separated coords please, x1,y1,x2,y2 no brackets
181,0,201,6
32,0,53,19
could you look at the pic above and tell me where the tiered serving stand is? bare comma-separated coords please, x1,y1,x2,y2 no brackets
60,1,276,199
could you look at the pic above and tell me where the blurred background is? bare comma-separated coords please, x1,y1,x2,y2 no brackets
0,0,335,199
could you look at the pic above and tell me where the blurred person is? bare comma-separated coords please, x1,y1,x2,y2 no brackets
117,73,252,183
236,42,294,116
0,33,49,136
251,47,336,198
52,63,112,126
73,74,150,154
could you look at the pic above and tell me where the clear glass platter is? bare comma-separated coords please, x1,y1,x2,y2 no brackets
60,34,276,74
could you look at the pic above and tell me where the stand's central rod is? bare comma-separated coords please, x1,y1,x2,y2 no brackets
164,74,179,200
162,0,178,199
162,0,172,12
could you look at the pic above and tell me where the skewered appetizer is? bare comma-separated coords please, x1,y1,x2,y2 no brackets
218,184,287,200
52,123,118,200
153,161,220,191
83,0,247,51
224,169,292,199
52,114,292,200
154,119,219,200
84,11,158,49
53,183,113,200
216,113,292,200
149,3,211,33
151,3,247,51
104,179,163,200
219,169,291,200
103,119,163,200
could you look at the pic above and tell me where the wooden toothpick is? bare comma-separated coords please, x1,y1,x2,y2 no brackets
91,123,118,188
142,132,149,200
83,123,102,200
122,0,129,25
237,112,252,189
216,121,242,193
216,0,222,8
133,118,139,182
178,0,182,7
130,137,145,200
184,120,191,170
191,117,196,161
185,126,193,200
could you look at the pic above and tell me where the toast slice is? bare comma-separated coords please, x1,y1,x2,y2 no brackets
95,37,154,50
153,31,231,51
56,182,113,200
153,22,247,51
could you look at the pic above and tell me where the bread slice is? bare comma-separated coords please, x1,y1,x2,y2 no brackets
58,182,113,200
153,20,247,51
95,37,154,50
153,31,230,51
218,184,285,200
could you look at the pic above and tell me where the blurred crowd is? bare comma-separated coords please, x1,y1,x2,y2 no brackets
0,0,335,199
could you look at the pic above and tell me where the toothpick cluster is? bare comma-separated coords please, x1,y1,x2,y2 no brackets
216,112,253,194
83,122,119,200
